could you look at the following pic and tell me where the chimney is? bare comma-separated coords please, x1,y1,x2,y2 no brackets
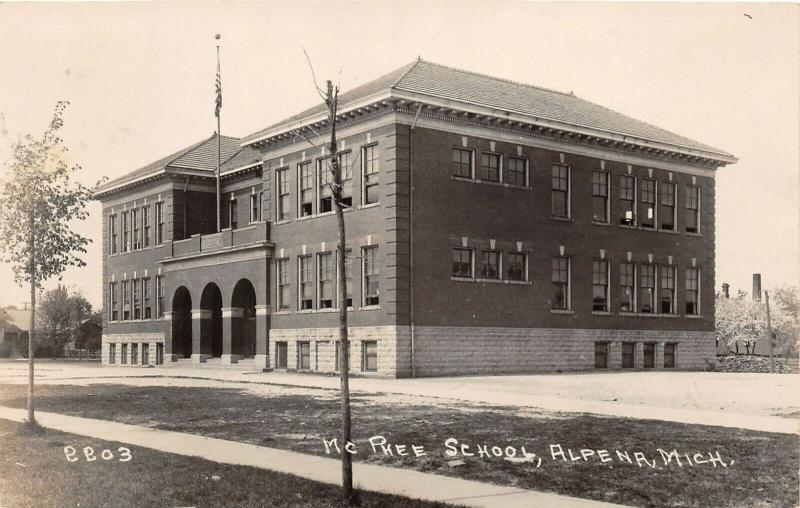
722,283,730,299
752,274,762,302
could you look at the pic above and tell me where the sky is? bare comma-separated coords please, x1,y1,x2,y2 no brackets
0,1,798,309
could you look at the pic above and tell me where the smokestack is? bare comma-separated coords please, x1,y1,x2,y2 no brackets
722,283,730,299
752,274,762,302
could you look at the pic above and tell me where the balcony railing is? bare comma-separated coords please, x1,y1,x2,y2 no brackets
169,221,270,258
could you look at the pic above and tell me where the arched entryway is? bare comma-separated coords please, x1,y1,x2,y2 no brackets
171,286,192,358
200,283,223,358
231,279,257,358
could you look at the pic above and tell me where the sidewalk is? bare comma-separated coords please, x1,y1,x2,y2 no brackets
0,406,625,508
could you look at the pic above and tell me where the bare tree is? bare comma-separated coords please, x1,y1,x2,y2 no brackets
296,50,354,503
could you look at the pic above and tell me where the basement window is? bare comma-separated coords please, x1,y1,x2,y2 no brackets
362,341,378,372
622,343,634,369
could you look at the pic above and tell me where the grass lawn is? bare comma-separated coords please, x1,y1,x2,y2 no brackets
1,383,798,508
0,419,454,508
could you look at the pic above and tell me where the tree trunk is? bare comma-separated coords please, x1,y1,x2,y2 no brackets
327,80,353,505
27,212,36,427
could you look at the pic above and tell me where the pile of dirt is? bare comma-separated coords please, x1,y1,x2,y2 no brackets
714,354,798,374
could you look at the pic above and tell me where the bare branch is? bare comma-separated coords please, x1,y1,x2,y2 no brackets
302,47,327,101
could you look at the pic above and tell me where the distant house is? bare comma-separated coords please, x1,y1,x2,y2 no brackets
0,307,31,358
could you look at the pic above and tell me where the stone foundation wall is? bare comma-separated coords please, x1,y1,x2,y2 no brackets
103,333,165,367
269,325,406,377
410,327,715,377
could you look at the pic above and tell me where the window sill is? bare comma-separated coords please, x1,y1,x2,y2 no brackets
450,176,530,190
550,309,573,315
506,279,532,285
314,307,338,314
619,312,681,318
592,311,612,316
475,278,503,284
685,232,703,237
685,314,704,319
274,220,291,226
551,216,573,222
619,224,637,230
359,202,380,210
296,309,315,314
591,220,612,227
274,310,292,315
451,276,475,282
359,305,381,311
660,228,679,234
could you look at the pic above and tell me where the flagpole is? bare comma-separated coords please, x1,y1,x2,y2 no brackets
215,35,222,233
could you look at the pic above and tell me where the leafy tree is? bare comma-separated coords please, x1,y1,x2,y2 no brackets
0,101,98,426
37,286,92,357
716,288,795,355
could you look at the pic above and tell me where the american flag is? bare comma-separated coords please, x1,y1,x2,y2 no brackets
214,57,222,117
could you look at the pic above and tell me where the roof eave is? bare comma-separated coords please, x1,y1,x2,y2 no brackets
391,89,737,165
241,90,395,147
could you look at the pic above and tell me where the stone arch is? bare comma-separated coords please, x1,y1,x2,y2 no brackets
231,278,257,358
171,286,192,359
200,282,223,358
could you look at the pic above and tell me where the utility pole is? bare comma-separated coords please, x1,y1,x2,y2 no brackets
765,290,774,373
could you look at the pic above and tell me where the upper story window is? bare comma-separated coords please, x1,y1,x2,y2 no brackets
318,158,333,213
620,175,636,226
156,276,164,318
640,179,656,229
143,277,151,319
131,209,140,250
452,148,473,179
344,248,353,308
592,171,609,223
277,258,290,311
640,263,656,313
551,164,570,218
142,206,151,248
452,248,473,279
109,282,118,321
686,186,701,233
338,151,353,208
619,261,636,312
685,267,700,315
551,256,570,310
121,212,130,253
155,202,164,245
592,259,609,312
660,183,676,231
250,194,259,223
132,279,141,319
660,265,676,314
229,198,238,230
479,153,500,183
505,157,527,187
276,168,290,221
122,280,130,320
108,214,117,255
362,145,379,205
318,252,334,309
299,161,314,217
507,252,527,281
363,246,380,306
480,250,500,279
299,255,314,310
